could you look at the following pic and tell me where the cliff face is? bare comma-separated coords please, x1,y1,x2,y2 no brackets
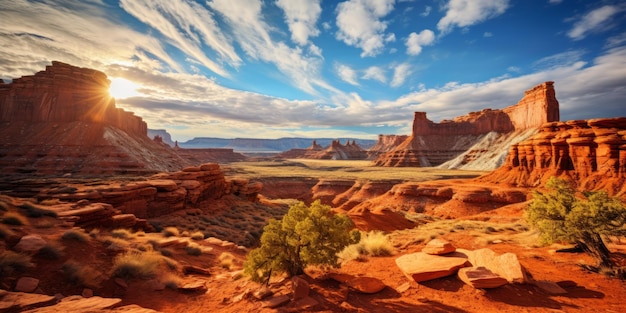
0,61,191,175
374,82,560,168
367,134,409,159
479,118,626,196
0,61,146,136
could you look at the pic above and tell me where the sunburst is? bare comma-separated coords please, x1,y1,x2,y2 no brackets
108,77,141,99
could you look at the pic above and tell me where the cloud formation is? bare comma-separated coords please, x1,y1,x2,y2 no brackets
406,29,435,56
437,0,510,34
335,0,396,57
568,5,623,40
276,0,322,46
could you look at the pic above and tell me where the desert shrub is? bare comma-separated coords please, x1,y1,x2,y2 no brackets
219,252,235,269
110,229,133,239
185,243,202,256
244,200,360,283
62,229,90,242
62,260,104,288
18,202,57,218
337,231,394,263
159,248,174,257
89,229,101,238
161,272,182,289
2,212,27,226
190,231,205,240
0,224,15,239
36,242,65,259
112,250,164,279
526,177,626,269
0,251,34,276
162,227,180,237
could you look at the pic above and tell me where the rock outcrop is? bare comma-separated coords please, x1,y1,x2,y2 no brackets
366,135,409,159
479,117,626,197
0,61,191,175
374,82,559,168
276,140,368,160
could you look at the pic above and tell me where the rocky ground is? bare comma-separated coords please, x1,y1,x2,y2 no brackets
2,192,625,313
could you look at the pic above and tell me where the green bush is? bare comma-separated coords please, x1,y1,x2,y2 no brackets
244,200,360,283
526,177,626,268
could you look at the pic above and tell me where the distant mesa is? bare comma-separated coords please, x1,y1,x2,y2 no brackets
374,81,560,169
275,139,368,160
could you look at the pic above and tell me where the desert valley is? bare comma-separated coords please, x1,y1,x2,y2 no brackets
0,60,625,313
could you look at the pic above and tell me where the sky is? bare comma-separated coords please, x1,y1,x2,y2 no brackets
1,0,625,142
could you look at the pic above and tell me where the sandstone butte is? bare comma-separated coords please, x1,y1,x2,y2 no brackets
276,139,368,160
374,81,560,169
0,61,243,175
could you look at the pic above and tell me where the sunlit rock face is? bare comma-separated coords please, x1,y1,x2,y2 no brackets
0,61,191,175
374,82,560,168
0,61,146,136
479,117,626,197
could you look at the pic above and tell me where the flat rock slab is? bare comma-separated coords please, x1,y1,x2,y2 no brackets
458,266,508,289
22,295,121,312
0,290,56,311
263,295,290,308
422,238,456,255
395,252,470,282
458,248,528,283
328,273,386,294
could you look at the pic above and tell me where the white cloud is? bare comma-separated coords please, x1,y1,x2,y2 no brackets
568,5,622,40
483,32,493,37
276,0,322,46
437,0,510,34
363,66,386,83
421,6,432,17
335,0,396,57
405,29,435,56
533,50,585,70
209,0,333,96
336,64,360,86
0,0,181,78
548,0,563,4
390,63,411,87
119,0,240,77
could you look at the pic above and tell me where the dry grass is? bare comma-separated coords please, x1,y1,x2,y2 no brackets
62,260,105,288
224,159,486,181
62,228,90,242
218,252,235,270
185,243,202,256
0,251,34,275
1,212,27,226
190,231,205,240
162,227,180,237
110,228,134,239
338,231,395,263
111,250,164,279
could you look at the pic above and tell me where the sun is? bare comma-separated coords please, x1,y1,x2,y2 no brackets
108,77,141,99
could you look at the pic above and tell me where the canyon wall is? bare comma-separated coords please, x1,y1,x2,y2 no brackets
479,118,626,196
0,61,146,136
0,61,191,175
374,82,560,168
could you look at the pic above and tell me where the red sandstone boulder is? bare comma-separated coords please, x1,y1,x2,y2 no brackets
395,252,470,282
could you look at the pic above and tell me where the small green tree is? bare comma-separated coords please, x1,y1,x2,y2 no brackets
526,177,626,269
244,200,360,283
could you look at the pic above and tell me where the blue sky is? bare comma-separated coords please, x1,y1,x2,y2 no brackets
1,0,625,141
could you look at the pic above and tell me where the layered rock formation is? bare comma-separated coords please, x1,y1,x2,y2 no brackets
366,135,409,159
479,117,626,196
275,139,368,160
374,82,560,168
0,61,191,175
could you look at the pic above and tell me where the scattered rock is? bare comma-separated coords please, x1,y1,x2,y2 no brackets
292,296,319,310
253,286,274,300
395,252,470,282
534,280,568,295
81,289,93,298
459,248,528,283
422,238,456,255
291,276,309,300
458,266,508,289
15,277,40,293
112,304,162,312
21,295,121,312
395,282,411,293
15,235,47,253
179,280,208,293
262,295,290,308
328,273,386,294
0,290,56,311
182,265,211,276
